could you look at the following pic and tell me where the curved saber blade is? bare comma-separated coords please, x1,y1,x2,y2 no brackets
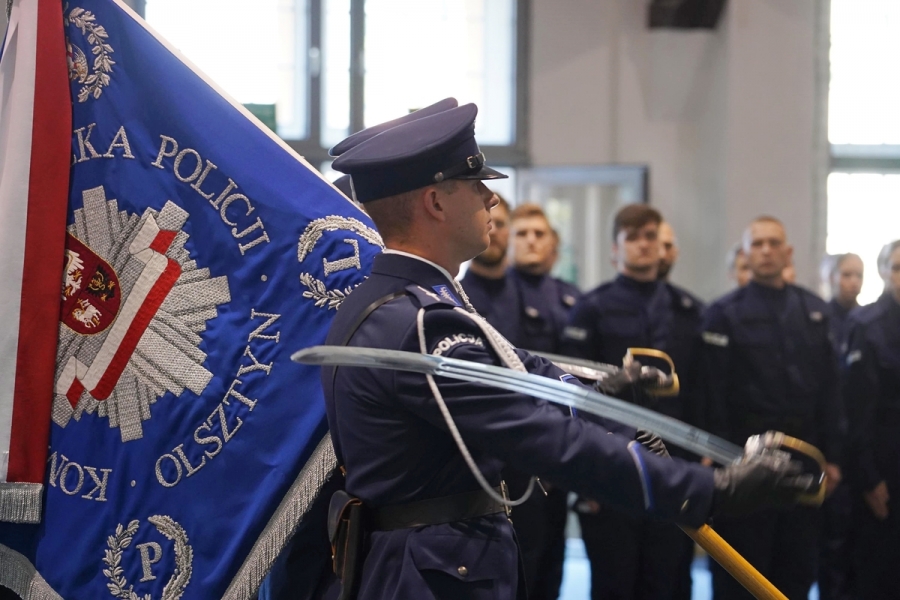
523,350,617,380
292,346,743,465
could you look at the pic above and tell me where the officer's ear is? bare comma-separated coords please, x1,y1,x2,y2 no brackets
785,244,794,262
422,186,447,223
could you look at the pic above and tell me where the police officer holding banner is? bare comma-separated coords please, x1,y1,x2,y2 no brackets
561,206,705,600
843,239,900,599
698,216,843,599
316,100,818,600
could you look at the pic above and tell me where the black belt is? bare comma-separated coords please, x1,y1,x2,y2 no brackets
370,486,508,531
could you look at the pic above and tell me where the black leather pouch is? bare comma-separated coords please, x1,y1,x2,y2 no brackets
328,490,365,600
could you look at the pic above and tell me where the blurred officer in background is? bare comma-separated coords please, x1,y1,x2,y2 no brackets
782,257,797,285
843,239,900,600
699,216,843,600
816,252,864,600
462,201,581,598
657,221,679,282
657,220,704,600
459,193,521,344
505,203,581,600
560,205,704,600
823,253,864,347
508,203,581,354
727,242,752,288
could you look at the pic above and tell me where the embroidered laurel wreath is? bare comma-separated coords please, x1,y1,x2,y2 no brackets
297,216,383,310
65,6,115,102
300,273,358,310
103,516,192,600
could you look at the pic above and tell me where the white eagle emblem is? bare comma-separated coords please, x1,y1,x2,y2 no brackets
66,41,89,84
63,249,86,299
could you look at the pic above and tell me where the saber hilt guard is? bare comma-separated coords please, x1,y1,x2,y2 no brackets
743,431,828,506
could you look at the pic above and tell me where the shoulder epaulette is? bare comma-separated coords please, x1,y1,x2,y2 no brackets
405,284,463,308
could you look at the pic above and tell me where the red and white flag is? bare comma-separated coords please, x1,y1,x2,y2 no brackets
0,0,72,523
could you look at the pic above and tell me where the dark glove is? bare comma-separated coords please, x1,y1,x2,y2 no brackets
636,429,669,458
594,361,670,397
712,455,818,517
594,361,643,395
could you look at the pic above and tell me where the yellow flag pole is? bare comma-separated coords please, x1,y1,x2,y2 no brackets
681,524,788,600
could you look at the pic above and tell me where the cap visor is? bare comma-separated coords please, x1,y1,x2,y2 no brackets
454,165,508,181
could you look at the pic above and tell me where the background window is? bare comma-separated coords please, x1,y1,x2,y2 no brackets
145,0,522,163
363,0,516,146
827,0,900,306
145,0,309,140
518,166,648,289
826,173,900,305
829,0,900,145
321,0,352,148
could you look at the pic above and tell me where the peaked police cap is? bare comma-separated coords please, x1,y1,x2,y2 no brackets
328,98,459,157
331,103,507,203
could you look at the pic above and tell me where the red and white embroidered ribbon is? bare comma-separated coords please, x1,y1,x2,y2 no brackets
56,217,182,406
0,0,71,523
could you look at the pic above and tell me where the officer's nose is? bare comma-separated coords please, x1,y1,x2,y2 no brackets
487,193,499,210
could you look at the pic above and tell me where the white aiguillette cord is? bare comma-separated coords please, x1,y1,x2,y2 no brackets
416,299,536,508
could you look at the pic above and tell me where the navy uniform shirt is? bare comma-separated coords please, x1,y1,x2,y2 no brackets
698,282,843,462
459,268,522,345
460,268,580,352
323,252,715,600
842,291,900,493
560,275,704,422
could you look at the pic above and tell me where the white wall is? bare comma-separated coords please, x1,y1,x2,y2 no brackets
530,0,827,300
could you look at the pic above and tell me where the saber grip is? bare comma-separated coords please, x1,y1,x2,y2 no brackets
625,348,680,397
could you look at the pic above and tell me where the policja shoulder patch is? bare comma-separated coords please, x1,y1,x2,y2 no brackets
431,333,485,356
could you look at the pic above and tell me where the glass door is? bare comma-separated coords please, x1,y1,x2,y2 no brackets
517,165,648,291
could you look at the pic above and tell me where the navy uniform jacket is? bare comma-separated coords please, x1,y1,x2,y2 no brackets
698,282,842,462
508,269,581,353
826,298,857,355
842,291,900,494
459,268,581,352
458,269,522,345
323,252,715,600
560,275,704,423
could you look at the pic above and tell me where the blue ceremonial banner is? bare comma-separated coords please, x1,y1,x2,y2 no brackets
0,0,382,597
